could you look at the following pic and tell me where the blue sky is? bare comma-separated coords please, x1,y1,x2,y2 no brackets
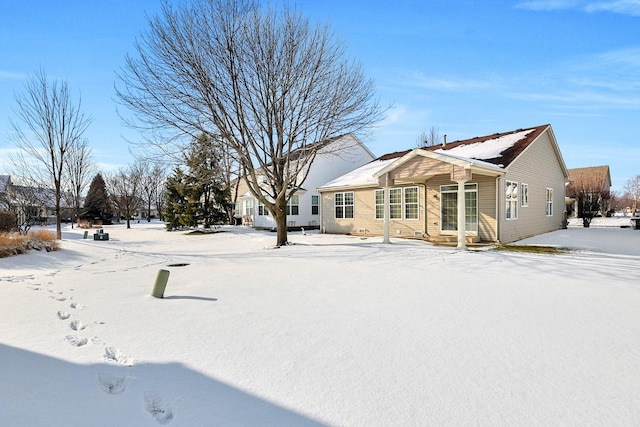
1,0,639,192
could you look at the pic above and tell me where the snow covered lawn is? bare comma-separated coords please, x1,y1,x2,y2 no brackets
1,223,639,426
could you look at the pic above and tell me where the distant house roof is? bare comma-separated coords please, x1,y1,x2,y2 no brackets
568,165,611,188
319,124,561,190
0,175,10,193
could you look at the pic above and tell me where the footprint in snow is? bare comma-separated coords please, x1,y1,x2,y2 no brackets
69,320,86,331
97,373,129,395
144,391,175,425
50,296,67,302
70,302,84,309
65,335,89,347
104,347,134,366
57,311,71,320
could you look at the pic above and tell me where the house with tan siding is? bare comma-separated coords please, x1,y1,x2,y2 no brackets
318,124,568,247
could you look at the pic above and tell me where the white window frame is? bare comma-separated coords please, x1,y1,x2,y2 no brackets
287,195,299,216
506,180,518,220
375,189,384,220
311,195,319,215
404,187,419,220
374,186,419,220
335,192,354,219
546,188,553,217
389,188,402,219
258,201,269,216
440,183,478,233
520,183,529,208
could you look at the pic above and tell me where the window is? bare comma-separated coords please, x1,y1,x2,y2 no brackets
389,188,402,219
521,183,529,207
375,189,384,219
311,195,319,215
404,187,419,220
246,199,254,216
440,184,478,232
374,186,419,220
258,201,269,216
546,188,553,216
506,180,518,220
287,195,299,216
335,192,354,219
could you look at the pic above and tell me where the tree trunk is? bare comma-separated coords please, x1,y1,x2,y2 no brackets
274,208,288,247
55,198,62,240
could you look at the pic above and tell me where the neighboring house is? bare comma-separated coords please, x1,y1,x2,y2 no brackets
0,175,74,226
318,124,568,247
0,175,11,210
566,165,611,218
235,133,376,229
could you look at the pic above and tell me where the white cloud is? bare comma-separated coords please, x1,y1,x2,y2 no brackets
400,71,497,92
585,0,640,16
516,0,640,16
516,0,581,11
0,71,27,80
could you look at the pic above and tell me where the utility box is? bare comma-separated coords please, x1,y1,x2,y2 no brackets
94,233,109,241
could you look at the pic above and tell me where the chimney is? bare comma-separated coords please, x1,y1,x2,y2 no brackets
442,134,447,147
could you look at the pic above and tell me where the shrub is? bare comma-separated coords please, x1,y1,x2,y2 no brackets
0,211,16,232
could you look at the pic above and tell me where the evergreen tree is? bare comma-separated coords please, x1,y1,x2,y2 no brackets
83,173,113,224
164,168,199,230
163,135,230,231
185,134,230,227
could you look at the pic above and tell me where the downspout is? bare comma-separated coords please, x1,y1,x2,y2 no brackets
319,192,323,233
495,176,500,243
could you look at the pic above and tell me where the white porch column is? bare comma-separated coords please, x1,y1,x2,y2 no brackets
382,185,390,244
456,179,467,250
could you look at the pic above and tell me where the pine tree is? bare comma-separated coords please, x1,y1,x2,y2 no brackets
163,135,231,231
164,168,199,230
185,134,229,228
83,173,113,224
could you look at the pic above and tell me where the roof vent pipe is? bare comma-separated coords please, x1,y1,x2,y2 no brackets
442,134,447,147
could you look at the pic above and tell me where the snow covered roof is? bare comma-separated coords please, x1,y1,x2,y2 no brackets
434,129,534,162
427,124,549,167
318,158,397,190
319,125,552,190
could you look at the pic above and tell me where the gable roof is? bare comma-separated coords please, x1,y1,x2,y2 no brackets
424,124,549,168
568,165,611,187
287,133,374,162
319,124,566,191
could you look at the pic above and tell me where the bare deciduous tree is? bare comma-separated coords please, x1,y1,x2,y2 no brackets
116,0,381,246
10,68,92,239
64,138,95,226
624,174,640,216
416,126,442,148
107,165,142,229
